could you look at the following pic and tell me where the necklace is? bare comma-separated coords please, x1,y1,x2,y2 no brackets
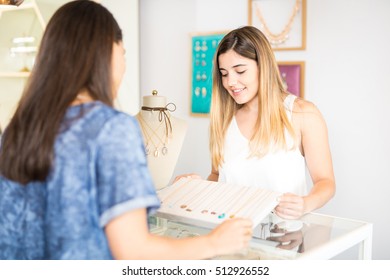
159,177,193,207
254,0,301,46
242,190,276,217
137,103,176,157
222,186,254,219
158,179,281,227
213,185,244,219
137,115,167,157
236,189,273,217
180,180,214,212
199,182,228,216
184,181,215,213
228,188,278,222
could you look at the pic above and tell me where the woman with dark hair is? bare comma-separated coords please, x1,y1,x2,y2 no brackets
0,0,252,260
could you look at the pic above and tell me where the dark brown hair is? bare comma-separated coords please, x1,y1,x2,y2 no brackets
0,0,122,184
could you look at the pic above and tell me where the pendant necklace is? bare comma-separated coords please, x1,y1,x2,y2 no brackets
137,114,167,157
254,0,302,46
137,102,176,157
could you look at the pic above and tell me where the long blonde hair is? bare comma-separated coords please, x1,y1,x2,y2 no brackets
209,26,296,170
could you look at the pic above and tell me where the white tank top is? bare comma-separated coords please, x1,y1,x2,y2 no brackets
218,95,307,195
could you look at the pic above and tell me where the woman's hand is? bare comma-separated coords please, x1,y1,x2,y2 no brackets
275,193,306,220
173,173,202,183
268,224,304,251
208,218,253,256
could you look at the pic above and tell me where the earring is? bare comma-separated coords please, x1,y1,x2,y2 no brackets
194,87,200,96
201,87,207,97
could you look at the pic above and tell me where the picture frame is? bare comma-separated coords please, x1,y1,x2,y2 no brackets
248,0,306,51
190,32,226,116
278,61,305,98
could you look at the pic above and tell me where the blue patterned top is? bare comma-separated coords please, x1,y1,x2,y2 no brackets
0,102,160,259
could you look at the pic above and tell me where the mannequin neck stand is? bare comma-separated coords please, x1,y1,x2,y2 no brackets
136,93,187,190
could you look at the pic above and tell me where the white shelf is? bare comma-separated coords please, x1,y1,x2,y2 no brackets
0,2,34,12
0,72,30,78
0,1,45,28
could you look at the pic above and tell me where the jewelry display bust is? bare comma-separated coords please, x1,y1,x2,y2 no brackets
136,90,188,190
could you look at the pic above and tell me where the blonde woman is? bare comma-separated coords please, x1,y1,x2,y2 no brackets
179,26,335,221
207,26,335,220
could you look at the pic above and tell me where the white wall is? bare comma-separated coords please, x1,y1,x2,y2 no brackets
140,0,390,259
102,0,140,115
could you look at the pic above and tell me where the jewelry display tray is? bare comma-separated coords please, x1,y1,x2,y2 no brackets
156,178,281,229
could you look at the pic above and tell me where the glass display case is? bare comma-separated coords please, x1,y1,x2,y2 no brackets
149,212,373,260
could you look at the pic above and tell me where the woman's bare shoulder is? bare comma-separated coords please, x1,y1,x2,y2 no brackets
292,97,327,134
293,97,321,114
292,99,328,141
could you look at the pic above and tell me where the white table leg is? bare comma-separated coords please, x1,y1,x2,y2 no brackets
358,233,372,259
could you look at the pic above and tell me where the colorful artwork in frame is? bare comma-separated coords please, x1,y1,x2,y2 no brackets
278,61,305,98
190,32,225,116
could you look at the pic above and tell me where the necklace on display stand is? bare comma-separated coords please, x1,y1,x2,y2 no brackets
254,0,301,46
138,116,167,157
137,103,176,157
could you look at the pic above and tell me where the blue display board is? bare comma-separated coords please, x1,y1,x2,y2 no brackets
190,33,225,115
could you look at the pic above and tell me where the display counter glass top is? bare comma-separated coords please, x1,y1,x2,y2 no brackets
149,212,373,260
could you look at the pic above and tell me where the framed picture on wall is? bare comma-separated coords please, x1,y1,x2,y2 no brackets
190,32,226,116
248,0,306,51
278,61,305,98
